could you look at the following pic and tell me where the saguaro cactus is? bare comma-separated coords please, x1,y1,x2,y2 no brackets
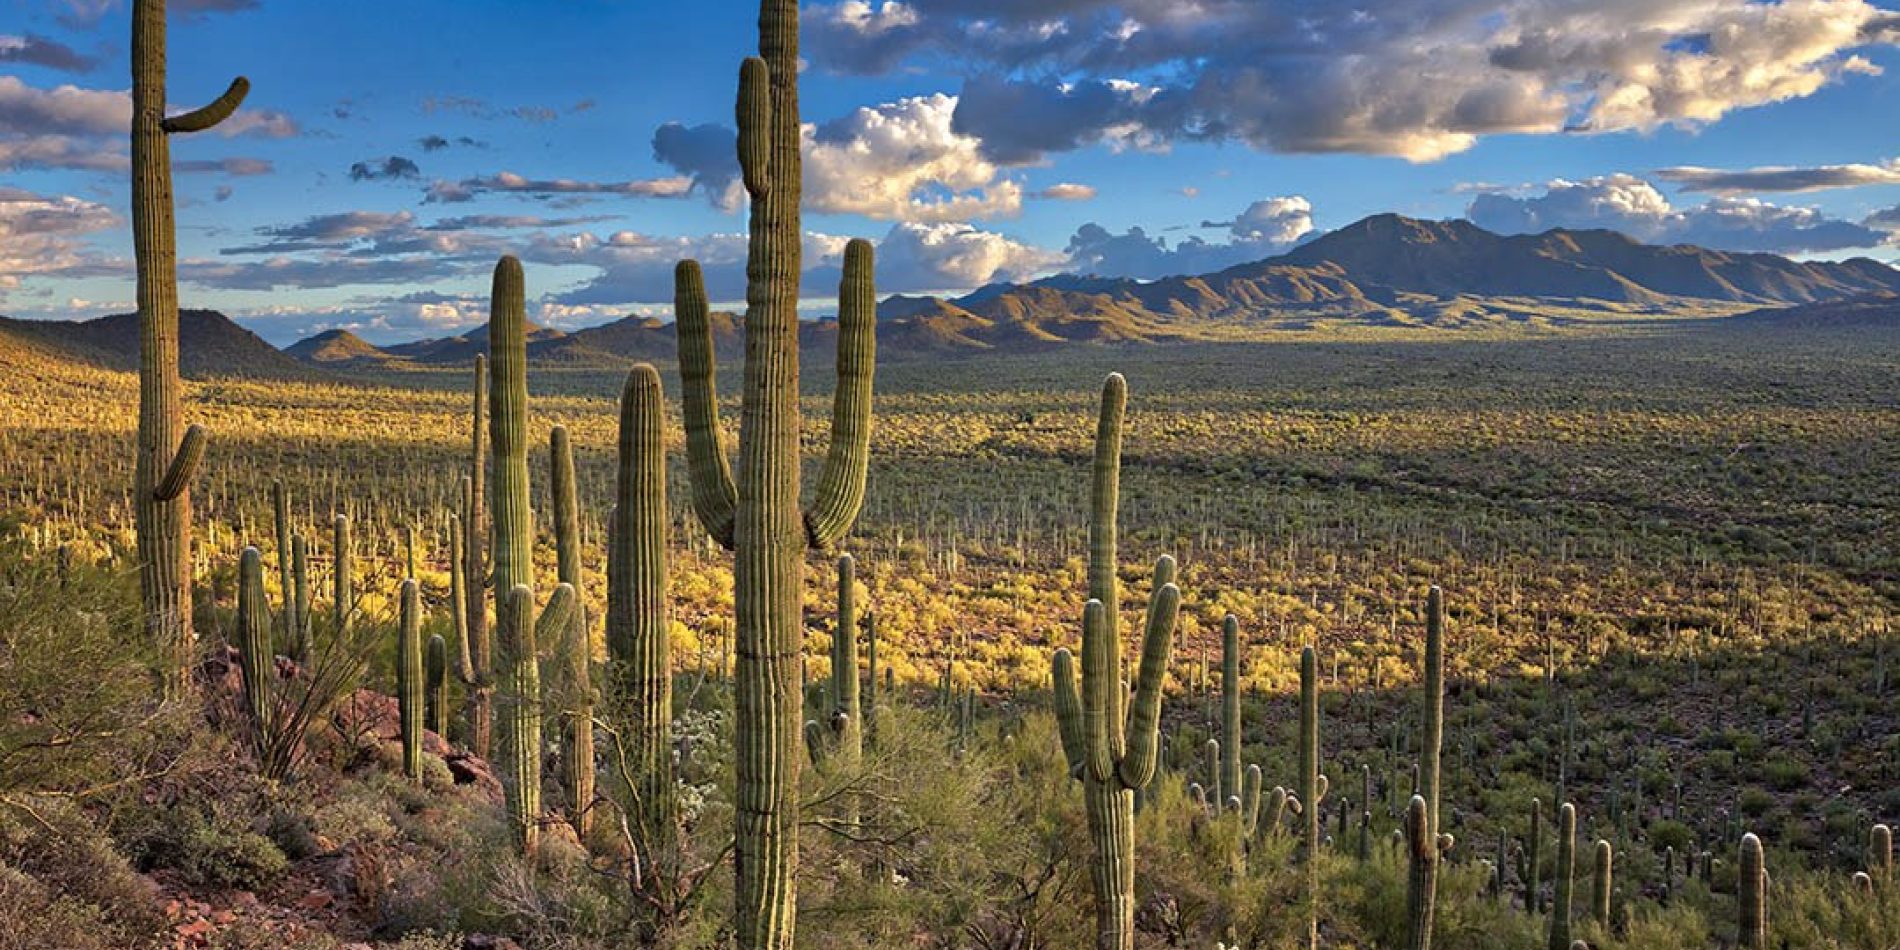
1593,839,1613,926
1220,614,1241,809
461,354,493,758
830,555,863,769
1527,798,1543,912
1050,373,1181,950
425,634,449,738
499,581,575,856
332,515,352,637
607,364,675,862
1405,587,1452,950
1871,824,1893,885
397,579,424,783
1299,644,1328,950
488,260,533,602
132,0,243,691
671,0,878,936
235,547,271,749
1548,803,1577,950
1739,833,1766,949
549,425,595,840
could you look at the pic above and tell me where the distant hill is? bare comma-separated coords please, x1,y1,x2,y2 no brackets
285,328,398,365
0,309,318,380
280,214,1900,366
1725,292,1900,330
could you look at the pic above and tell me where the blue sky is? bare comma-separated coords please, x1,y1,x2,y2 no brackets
4,0,1900,343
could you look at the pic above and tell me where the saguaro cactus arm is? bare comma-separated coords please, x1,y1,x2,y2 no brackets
737,56,772,196
161,76,249,134
1118,567,1179,790
153,424,206,501
673,260,738,548
1079,599,1119,784
1052,648,1085,773
805,239,877,550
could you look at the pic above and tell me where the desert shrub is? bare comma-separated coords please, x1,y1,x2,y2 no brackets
0,798,163,948
123,800,289,891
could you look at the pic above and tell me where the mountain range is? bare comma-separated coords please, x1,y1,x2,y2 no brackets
4,214,1896,379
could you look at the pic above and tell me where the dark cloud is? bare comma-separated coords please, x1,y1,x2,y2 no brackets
1466,174,1889,253
651,122,742,210
348,155,421,181
0,34,96,73
418,134,484,152
177,157,274,176
1656,160,1900,194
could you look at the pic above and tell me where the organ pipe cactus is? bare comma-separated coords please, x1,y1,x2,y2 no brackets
607,364,675,863
672,2,878,936
397,579,423,783
1300,644,1328,950
550,425,595,841
1220,614,1241,808
1548,803,1577,950
1405,587,1452,950
1049,373,1180,950
235,547,271,751
133,0,242,692
1593,839,1613,926
1739,832,1766,949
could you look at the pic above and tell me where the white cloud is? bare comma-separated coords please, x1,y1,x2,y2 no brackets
873,221,1062,291
1466,173,1889,253
1034,182,1097,201
1656,159,1900,193
804,94,1023,221
0,187,120,296
1064,195,1316,279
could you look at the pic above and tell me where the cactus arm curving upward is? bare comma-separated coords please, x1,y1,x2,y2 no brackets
152,424,206,502
673,260,738,549
1117,571,1178,790
425,634,449,738
549,424,594,839
804,239,877,549
160,76,249,134
1052,648,1085,773
449,512,473,684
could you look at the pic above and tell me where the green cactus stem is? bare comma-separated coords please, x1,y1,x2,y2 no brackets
830,555,863,769
1300,644,1327,950
462,353,493,758
488,258,532,599
1220,614,1241,807
1548,803,1577,950
332,515,352,634
1241,764,1263,839
608,364,675,863
133,0,242,693
1739,833,1766,949
425,633,449,738
235,547,272,753
1048,374,1180,950
499,581,576,858
290,534,309,660
549,425,595,842
397,578,424,783
1405,794,1455,950
1872,824,1892,884
1528,798,1543,913
1593,839,1613,926
671,5,879,935
1205,738,1222,808
273,481,293,650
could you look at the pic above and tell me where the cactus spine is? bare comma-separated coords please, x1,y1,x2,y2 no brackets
133,0,242,691
1299,644,1326,950
235,547,271,752
1592,839,1613,926
1739,832,1766,949
1548,803,1576,950
425,633,449,738
1049,373,1180,950
1221,614,1241,808
1405,587,1452,950
397,579,423,783
672,2,878,936
550,425,594,841
607,364,675,864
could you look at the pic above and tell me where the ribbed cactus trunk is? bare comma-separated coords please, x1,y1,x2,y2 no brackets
1739,833,1766,949
1548,803,1577,950
1592,840,1613,926
831,555,863,768
397,579,424,783
1300,644,1325,950
550,426,594,841
489,257,539,855
1220,614,1241,809
1049,374,1180,950
332,515,351,634
425,634,449,738
463,355,493,758
290,535,309,660
1405,587,1452,950
672,1,877,936
607,364,675,866
132,0,243,693
235,547,271,751
273,482,294,651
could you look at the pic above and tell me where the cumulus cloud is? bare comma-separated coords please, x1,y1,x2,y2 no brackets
807,0,1900,163
1064,196,1315,279
425,171,694,204
349,155,421,181
0,76,128,136
804,93,1023,221
1034,182,1097,201
1656,159,1900,193
1466,174,1889,253
0,187,120,296
874,221,1062,290
0,135,126,171
0,34,95,72
651,122,743,211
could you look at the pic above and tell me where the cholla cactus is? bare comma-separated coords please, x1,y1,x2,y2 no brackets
1050,374,1180,950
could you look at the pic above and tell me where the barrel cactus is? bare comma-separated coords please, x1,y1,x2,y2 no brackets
1049,373,1180,950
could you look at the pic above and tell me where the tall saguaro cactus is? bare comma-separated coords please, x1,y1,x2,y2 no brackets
397,579,424,783
830,555,864,768
1739,833,1767,949
549,426,595,840
1220,614,1241,809
1050,373,1181,950
671,1,878,939
1548,803,1577,950
607,364,675,864
1299,645,1328,950
132,0,243,691
461,355,493,757
235,547,271,750
1405,587,1453,950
